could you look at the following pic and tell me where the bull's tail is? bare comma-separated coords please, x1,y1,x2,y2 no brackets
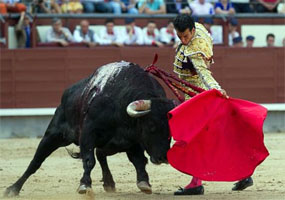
65,147,81,159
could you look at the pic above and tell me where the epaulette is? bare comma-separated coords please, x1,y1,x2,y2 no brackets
184,37,213,63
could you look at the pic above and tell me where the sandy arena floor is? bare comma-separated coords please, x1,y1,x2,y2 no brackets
0,133,285,200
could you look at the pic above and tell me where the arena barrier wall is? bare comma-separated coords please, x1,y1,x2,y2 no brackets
0,103,284,138
1,47,284,109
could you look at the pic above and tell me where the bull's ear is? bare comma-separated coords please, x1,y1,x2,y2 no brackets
126,100,151,117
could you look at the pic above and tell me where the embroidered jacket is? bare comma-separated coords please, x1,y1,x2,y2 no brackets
174,22,221,90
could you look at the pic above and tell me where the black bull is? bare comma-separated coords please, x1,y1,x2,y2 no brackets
4,61,175,196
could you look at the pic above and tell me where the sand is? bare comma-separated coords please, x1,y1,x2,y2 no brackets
0,133,285,200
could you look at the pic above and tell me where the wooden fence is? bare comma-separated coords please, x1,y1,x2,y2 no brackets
0,46,284,108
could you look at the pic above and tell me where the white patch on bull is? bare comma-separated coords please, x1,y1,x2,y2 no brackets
86,61,130,102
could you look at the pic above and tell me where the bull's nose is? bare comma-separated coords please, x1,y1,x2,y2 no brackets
161,157,168,164
150,156,168,165
161,155,168,164
150,156,161,165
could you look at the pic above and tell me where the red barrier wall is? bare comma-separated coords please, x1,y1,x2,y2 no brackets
0,47,284,108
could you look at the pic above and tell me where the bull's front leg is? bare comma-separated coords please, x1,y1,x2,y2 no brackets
78,126,96,194
126,145,152,194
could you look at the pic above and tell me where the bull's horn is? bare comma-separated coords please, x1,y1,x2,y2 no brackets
126,100,151,117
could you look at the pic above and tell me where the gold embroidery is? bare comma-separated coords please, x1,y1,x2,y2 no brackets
191,57,221,90
173,67,194,76
179,75,208,100
174,59,182,68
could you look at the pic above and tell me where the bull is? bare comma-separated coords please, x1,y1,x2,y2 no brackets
4,61,175,196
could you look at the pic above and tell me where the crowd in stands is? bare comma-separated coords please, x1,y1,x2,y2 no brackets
32,17,180,47
0,0,284,48
8,12,283,49
0,0,284,14
231,33,280,47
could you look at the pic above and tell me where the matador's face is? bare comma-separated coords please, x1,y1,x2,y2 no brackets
176,28,195,45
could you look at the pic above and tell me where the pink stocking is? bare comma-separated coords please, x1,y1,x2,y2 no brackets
185,177,202,189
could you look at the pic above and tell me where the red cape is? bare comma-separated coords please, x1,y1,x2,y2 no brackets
167,89,269,181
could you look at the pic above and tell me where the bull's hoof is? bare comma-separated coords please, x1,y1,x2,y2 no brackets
4,185,20,197
77,184,92,194
103,185,116,193
137,181,152,194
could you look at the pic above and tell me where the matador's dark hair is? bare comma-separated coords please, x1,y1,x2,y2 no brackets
173,14,195,32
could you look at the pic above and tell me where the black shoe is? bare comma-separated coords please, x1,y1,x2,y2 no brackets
232,177,253,191
174,185,204,195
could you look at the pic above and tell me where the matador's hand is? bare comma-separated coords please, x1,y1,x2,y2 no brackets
219,89,229,99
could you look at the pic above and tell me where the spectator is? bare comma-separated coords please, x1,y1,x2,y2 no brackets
231,0,253,13
232,36,243,47
0,35,5,46
82,0,112,13
0,15,5,45
120,0,139,14
73,20,99,47
0,30,5,46
15,11,32,48
245,35,255,47
166,0,191,14
277,0,285,13
0,0,26,14
266,33,275,47
108,0,122,14
98,19,124,46
203,17,223,45
33,0,61,13
228,18,239,46
138,0,166,14
46,18,73,47
142,21,163,47
214,0,235,15
160,20,179,48
0,1,6,14
256,0,280,13
61,0,83,13
122,18,144,45
190,0,215,16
